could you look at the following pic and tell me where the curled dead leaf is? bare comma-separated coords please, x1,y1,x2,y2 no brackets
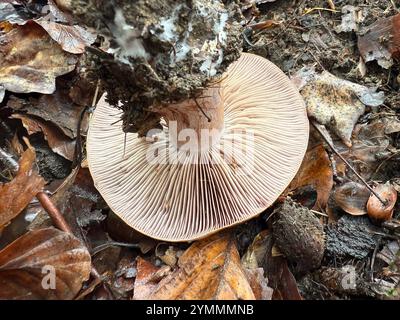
334,182,370,216
0,227,91,299
358,14,400,69
367,183,397,222
12,114,75,161
0,148,45,228
134,233,255,300
0,22,77,95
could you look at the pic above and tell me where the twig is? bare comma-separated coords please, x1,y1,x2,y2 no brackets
370,236,381,281
311,121,387,206
92,241,140,256
303,7,339,15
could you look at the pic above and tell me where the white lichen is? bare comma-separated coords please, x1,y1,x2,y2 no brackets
159,5,182,42
113,9,149,65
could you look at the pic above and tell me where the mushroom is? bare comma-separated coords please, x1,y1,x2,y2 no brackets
87,53,309,241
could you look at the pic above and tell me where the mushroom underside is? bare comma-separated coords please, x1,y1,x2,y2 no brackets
87,53,309,241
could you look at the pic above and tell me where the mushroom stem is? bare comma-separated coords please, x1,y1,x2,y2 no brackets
152,86,225,151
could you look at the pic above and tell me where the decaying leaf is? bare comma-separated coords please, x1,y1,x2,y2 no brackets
367,183,397,222
264,255,303,300
334,181,370,216
0,22,77,95
35,20,96,54
292,67,384,146
358,14,400,69
0,227,91,299
244,268,273,300
11,114,75,161
134,233,255,300
289,144,333,210
8,90,88,139
0,148,45,228
134,257,171,300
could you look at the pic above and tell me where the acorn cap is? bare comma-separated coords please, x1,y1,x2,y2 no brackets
87,53,309,241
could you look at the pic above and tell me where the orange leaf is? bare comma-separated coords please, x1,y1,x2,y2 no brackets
289,144,333,210
0,148,45,228
134,233,255,300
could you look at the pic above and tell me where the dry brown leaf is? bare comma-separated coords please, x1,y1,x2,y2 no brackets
11,114,75,161
0,148,45,228
134,233,255,300
134,257,170,300
8,90,88,139
0,22,77,95
35,20,96,54
358,14,400,69
0,227,91,299
244,268,273,300
334,181,370,216
289,144,333,210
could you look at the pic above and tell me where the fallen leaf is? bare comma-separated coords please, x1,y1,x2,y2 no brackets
12,114,75,161
367,182,397,222
0,227,91,299
134,257,171,300
289,144,333,210
0,22,77,95
35,20,96,54
334,181,370,216
7,89,88,139
244,268,273,300
0,148,45,228
134,233,255,300
358,14,400,69
292,67,385,146
264,255,302,300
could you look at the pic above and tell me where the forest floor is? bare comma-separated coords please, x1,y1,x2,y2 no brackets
0,0,399,300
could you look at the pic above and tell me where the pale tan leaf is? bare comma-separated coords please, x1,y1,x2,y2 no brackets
0,22,77,95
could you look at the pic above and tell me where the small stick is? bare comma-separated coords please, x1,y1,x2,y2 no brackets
311,121,387,206
36,192,72,233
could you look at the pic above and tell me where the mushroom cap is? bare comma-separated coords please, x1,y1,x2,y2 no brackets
87,53,309,241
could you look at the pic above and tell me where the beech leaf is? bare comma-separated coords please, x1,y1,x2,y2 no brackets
0,227,91,299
